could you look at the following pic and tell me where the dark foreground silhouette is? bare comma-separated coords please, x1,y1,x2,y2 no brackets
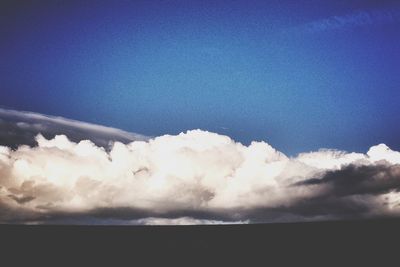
1,218,399,264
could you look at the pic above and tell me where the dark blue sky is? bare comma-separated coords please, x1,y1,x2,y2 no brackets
1,0,400,155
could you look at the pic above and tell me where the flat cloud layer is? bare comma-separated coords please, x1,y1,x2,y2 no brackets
0,107,149,149
1,108,400,224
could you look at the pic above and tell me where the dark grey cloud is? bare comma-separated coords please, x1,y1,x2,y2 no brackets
283,164,400,220
297,164,400,197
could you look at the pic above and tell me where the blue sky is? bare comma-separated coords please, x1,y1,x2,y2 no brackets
1,0,400,155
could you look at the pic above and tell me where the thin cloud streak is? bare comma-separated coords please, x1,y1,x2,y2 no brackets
0,107,149,149
303,6,400,33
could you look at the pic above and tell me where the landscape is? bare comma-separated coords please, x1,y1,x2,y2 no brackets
1,0,399,261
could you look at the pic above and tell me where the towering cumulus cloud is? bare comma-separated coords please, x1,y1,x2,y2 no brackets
0,109,400,224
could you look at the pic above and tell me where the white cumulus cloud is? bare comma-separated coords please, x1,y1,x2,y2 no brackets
1,123,400,224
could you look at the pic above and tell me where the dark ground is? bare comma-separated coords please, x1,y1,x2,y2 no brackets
1,219,399,265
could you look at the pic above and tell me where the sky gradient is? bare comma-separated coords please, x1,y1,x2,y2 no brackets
1,0,400,155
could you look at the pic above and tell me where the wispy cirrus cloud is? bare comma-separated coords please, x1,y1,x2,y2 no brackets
303,6,400,33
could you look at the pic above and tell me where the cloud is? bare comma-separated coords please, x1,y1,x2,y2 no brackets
302,6,400,33
296,164,400,196
0,107,149,149
1,108,400,224
131,217,249,225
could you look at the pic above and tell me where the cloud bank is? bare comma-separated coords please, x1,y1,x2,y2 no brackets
1,109,400,224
